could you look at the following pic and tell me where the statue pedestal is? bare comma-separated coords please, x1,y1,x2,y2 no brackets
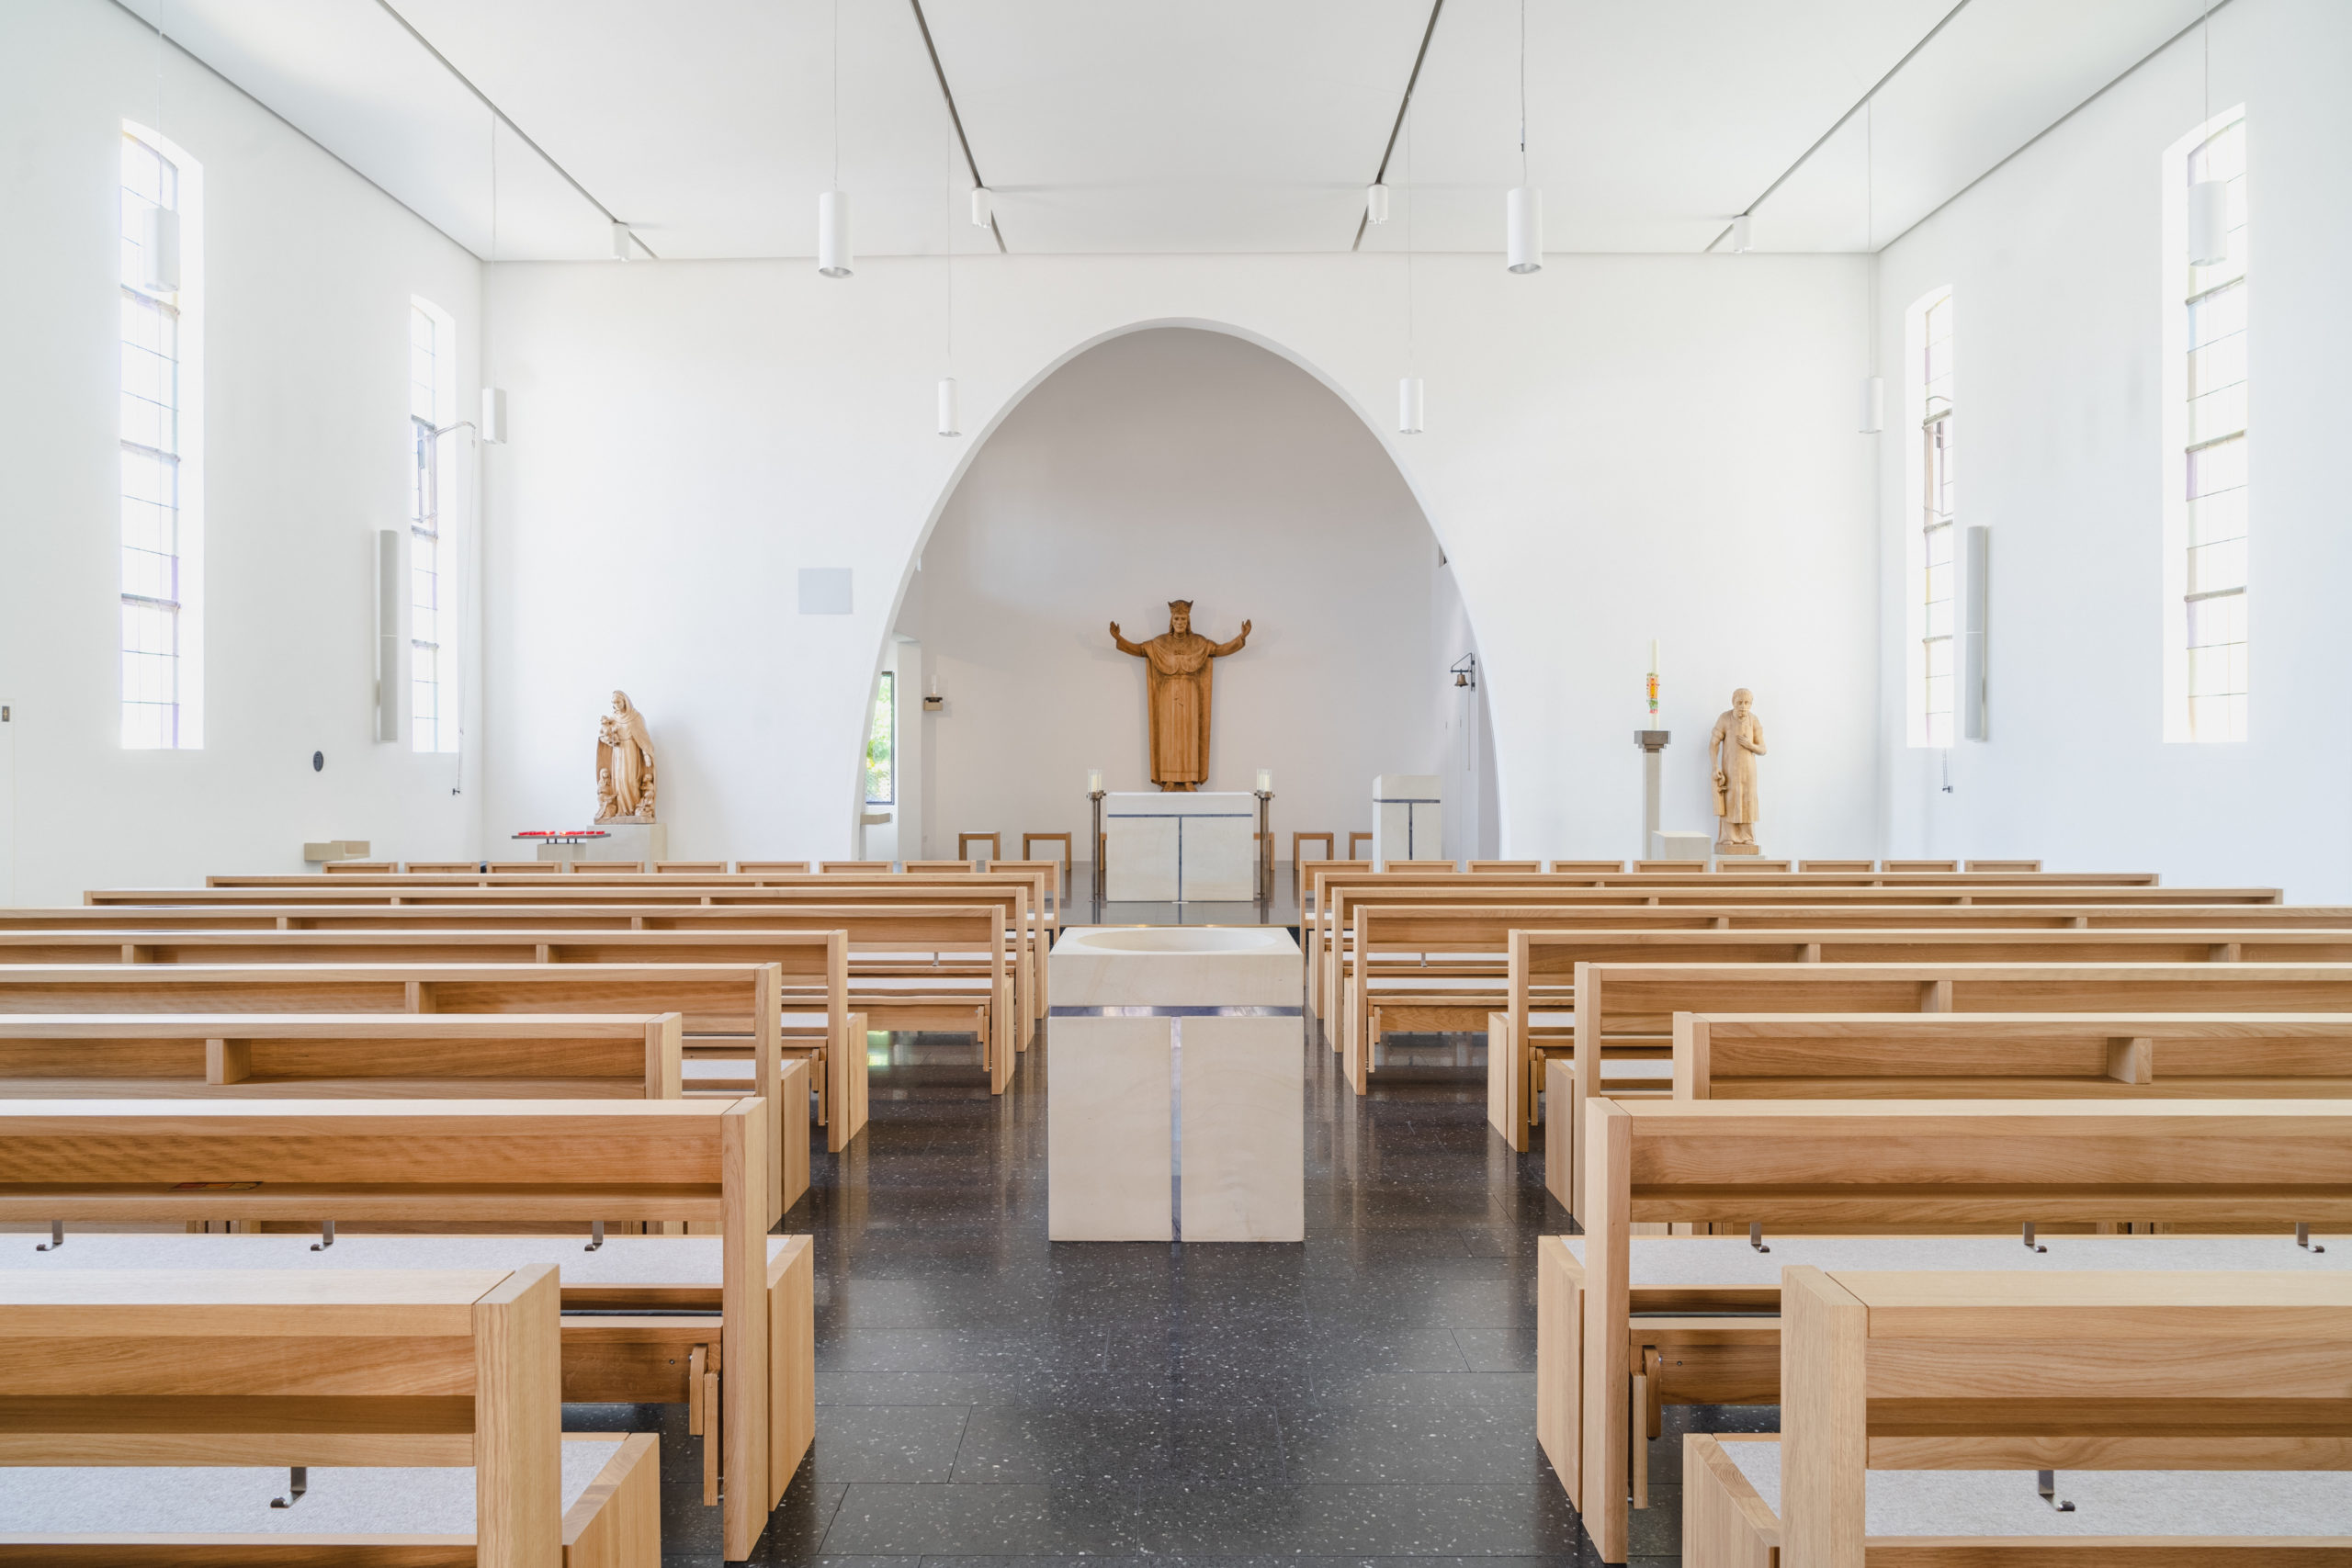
1714,840,1762,857
530,823,668,864
1651,830,1713,862
1103,792,1255,901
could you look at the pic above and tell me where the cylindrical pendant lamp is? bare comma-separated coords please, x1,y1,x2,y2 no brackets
1506,186,1542,273
141,205,179,292
818,190,853,276
936,378,959,436
970,186,992,228
1398,376,1425,434
1366,183,1391,224
1730,213,1753,254
480,387,507,445
610,220,633,261
1859,375,1884,434
2187,178,2230,266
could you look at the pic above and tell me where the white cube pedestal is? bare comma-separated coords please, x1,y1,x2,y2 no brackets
1372,773,1442,866
1650,829,1712,863
1046,926,1304,1243
1102,792,1256,901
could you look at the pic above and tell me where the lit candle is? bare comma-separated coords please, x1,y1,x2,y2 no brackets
1257,768,1272,794
1086,768,1102,795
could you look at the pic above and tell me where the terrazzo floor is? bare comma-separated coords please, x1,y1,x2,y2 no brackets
571,1029,1715,1566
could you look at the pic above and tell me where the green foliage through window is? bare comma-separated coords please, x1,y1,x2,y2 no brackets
865,671,896,805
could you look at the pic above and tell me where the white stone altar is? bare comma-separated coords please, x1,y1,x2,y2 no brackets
1102,791,1256,902
1046,925,1304,1243
1371,773,1442,866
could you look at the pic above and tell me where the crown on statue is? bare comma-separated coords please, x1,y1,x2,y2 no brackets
1168,600,1193,613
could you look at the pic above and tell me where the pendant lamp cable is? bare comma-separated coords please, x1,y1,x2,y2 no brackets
2201,0,2212,127
488,112,498,261
1517,0,1528,186
153,0,164,135
832,0,842,189
1865,96,1876,365
1406,98,1417,375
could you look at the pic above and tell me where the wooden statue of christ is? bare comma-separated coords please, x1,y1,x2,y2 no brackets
1109,601,1252,791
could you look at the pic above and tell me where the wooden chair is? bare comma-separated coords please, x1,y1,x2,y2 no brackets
0,1097,794,1560
0,1265,660,1567
1796,858,1874,872
820,861,891,874
732,861,811,874
1968,856,2043,872
1689,1270,2352,1565
322,860,399,874
656,860,729,874
1711,858,1792,871
1550,1096,2352,1561
1021,832,1073,895
956,832,1001,863
1292,831,1334,871
1882,858,1959,872
1347,831,1372,859
1468,860,1542,873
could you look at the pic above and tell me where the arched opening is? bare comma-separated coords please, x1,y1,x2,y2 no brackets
862,326,1496,880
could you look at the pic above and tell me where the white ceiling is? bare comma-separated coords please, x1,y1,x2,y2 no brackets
119,0,2216,260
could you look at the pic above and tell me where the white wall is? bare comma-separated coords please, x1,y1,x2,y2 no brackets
0,0,483,903
901,327,1447,862
1872,0,2352,897
483,250,1878,863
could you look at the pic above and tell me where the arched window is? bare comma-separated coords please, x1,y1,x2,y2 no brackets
409,297,459,752
119,124,202,749
1903,286,1954,748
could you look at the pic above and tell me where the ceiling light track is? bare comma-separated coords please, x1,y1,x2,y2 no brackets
370,0,656,258
1703,0,1973,254
909,0,1006,254
1352,0,1446,253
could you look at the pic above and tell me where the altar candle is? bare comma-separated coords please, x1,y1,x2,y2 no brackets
1257,768,1272,794
1087,768,1103,795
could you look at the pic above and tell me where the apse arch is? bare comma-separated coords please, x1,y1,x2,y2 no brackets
861,320,1500,867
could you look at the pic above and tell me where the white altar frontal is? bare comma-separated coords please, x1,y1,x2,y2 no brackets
1103,791,1256,902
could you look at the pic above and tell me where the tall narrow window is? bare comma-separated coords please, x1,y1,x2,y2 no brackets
409,299,459,752
865,671,897,805
119,126,201,748
2165,110,2248,742
1902,286,1954,748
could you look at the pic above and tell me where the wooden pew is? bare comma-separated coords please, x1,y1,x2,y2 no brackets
1554,1096,2352,1562
135,871,1056,1045
0,924,922,1123
0,1098,790,1561
1544,962,2352,1213
0,1264,662,1566
0,963,811,1216
1487,936,2352,1160
1686,1269,2352,1565
1675,1010,2352,1100
1340,904,2352,1092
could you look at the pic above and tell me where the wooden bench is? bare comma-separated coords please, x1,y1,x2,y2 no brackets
1550,1096,2352,1562
0,1097,794,1561
0,963,808,1218
1542,963,2352,1213
1489,934,2352,1160
1329,897,2352,1056
0,1264,661,1566
1675,1010,2352,1100
1687,1269,2352,1565
730,861,811,874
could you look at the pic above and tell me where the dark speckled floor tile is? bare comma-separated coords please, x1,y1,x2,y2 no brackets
665,1025,1629,1567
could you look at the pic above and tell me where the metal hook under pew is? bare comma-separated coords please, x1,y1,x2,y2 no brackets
1748,1223,1769,1254
311,1219,334,1251
2037,1470,2075,1512
2299,1223,2326,1254
271,1467,308,1509
587,1219,605,1252
35,1221,61,1252
2023,1222,2045,1253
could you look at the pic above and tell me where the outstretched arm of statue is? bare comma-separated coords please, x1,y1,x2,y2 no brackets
1210,619,1252,657
1109,622,1147,657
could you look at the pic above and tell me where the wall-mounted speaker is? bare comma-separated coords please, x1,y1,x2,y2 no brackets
375,529,409,743
1962,524,1989,741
